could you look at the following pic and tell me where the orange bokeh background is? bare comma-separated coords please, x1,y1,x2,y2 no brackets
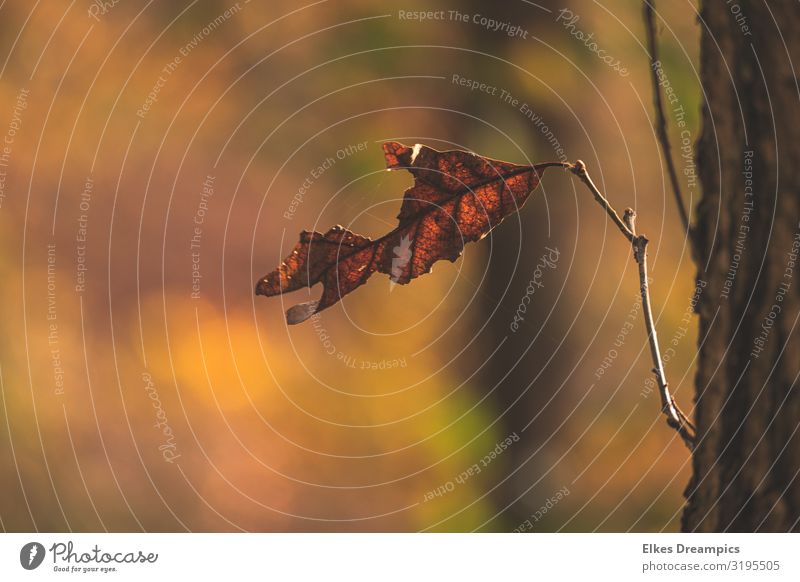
0,0,702,531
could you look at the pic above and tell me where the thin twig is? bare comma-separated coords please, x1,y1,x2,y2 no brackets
568,160,696,451
643,0,691,239
569,161,634,243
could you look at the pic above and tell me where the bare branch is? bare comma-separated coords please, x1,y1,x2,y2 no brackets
568,161,696,451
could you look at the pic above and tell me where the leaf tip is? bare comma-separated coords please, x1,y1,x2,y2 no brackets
286,300,320,325
255,278,269,296
383,141,414,170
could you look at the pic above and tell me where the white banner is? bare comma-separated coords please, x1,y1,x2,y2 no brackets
0,533,797,581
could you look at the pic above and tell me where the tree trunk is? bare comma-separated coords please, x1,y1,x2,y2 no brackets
683,0,800,532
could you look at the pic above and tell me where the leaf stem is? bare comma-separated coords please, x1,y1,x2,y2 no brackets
567,160,696,450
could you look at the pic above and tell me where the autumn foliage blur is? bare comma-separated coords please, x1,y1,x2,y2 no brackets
0,0,701,531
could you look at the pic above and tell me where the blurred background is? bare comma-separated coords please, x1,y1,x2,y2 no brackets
0,0,702,531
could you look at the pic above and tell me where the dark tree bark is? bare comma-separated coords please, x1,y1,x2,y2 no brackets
683,0,800,531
